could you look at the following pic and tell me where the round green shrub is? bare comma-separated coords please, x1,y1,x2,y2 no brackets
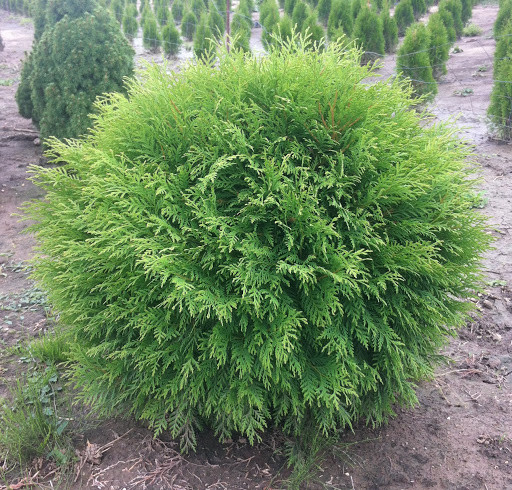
397,22,437,98
15,9,134,141
24,40,489,450
394,0,414,36
353,6,385,63
427,12,449,79
162,22,182,56
182,11,198,41
327,0,353,39
381,6,398,53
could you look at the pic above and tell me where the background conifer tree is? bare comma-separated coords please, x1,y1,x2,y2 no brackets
15,8,133,141
171,0,184,22
397,22,437,98
353,6,385,63
439,0,463,38
194,12,216,59
292,1,309,32
437,4,457,42
327,0,353,39
162,21,182,56
143,14,162,51
182,11,198,40
381,5,398,53
317,0,331,25
410,0,427,20
122,8,138,40
427,12,449,78
394,0,415,36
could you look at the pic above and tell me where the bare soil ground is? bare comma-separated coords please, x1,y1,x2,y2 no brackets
0,5,511,489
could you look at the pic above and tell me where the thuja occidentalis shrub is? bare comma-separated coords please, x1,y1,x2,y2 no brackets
24,37,490,451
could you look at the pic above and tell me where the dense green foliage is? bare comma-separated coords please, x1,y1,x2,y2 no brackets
460,0,472,24
394,0,415,36
488,17,512,139
292,1,309,32
162,22,182,56
353,7,385,63
302,11,324,48
111,0,124,23
284,0,297,16
381,6,398,53
15,8,134,141
182,10,198,40
24,39,489,450
260,0,280,49
397,22,437,98
427,12,449,78
231,6,252,52
208,3,225,39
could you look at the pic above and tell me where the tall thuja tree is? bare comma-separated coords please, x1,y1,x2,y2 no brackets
15,8,133,141
111,0,124,23
394,0,414,36
23,40,490,452
397,22,437,98
317,0,331,25
327,0,353,39
460,0,472,25
143,13,162,51
427,12,449,78
439,0,463,38
351,0,363,20
260,0,280,50
194,12,216,60
162,20,182,56
437,4,456,42
488,19,512,139
122,4,138,40
171,0,184,22
302,11,325,48
208,1,224,39
182,11,198,40
292,1,309,32
494,0,512,37
231,5,252,52
410,0,426,20
284,0,297,16
353,6,385,63
381,4,398,53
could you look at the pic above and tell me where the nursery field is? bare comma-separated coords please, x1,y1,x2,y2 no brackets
1,3,512,489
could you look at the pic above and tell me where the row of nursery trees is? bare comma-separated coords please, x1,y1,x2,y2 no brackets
488,0,512,140
396,0,476,98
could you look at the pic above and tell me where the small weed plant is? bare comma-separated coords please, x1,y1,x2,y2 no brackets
463,23,483,36
24,36,490,451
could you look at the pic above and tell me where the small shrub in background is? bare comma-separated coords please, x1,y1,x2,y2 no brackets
162,22,182,56
317,0,331,25
260,0,280,49
156,4,169,26
23,38,489,452
381,5,398,53
276,14,294,43
143,15,162,51
394,0,415,36
327,0,353,39
182,11,198,41
284,0,297,16
462,23,482,36
351,0,364,20
397,22,437,98
460,0,472,25
191,0,205,19
15,8,134,141
353,6,385,63
172,0,184,22
427,12,450,78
